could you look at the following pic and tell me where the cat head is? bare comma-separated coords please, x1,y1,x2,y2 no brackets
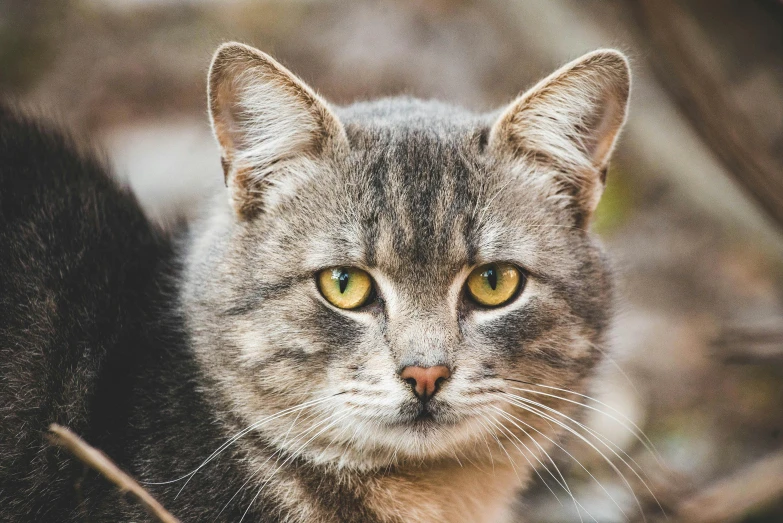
184,42,630,470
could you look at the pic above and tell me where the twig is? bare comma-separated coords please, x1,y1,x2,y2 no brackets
658,449,783,523
48,424,181,523
712,326,783,364
634,0,783,230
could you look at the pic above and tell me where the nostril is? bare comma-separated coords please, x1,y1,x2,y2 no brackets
400,365,451,400
434,376,446,392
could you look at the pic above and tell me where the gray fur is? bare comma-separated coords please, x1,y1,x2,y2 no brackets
179,43,628,522
0,42,629,522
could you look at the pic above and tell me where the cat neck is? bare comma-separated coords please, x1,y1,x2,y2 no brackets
365,460,525,523
238,441,530,523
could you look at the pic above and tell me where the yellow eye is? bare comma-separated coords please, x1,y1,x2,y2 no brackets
317,267,374,309
466,263,523,307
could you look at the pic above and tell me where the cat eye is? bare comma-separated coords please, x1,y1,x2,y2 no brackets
465,263,524,307
317,267,374,309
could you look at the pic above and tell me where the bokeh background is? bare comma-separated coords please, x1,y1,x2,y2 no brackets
3,1,783,521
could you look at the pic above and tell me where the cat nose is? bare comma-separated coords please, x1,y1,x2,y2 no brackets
400,365,451,401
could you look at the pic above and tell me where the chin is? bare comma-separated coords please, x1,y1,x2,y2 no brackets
322,408,490,469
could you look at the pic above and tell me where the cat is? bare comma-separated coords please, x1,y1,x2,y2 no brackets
0,42,629,522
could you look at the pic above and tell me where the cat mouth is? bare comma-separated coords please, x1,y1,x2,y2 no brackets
399,402,456,428
379,396,462,430
411,408,435,424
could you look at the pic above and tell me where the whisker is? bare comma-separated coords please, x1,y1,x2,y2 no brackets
490,407,597,518
473,417,499,473
504,386,654,478
503,377,662,465
216,406,323,519
500,393,652,521
502,382,669,517
240,410,354,523
145,394,340,489
484,413,566,509
503,390,664,520
491,394,630,520
490,405,603,523
479,414,523,483
476,177,515,228
586,341,641,396
176,395,339,499
451,448,464,469
315,413,356,463
232,410,348,521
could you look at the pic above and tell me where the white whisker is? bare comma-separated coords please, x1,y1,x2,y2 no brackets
505,378,662,465
145,394,338,490
489,407,600,520
216,405,323,519
473,416,499,473
485,412,566,508
480,414,523,483
491,394,629,520
505,385,657,474
500,393,649,521
240,410,354,522
490,405,604,523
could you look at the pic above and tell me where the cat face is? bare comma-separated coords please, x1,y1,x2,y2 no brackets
184,43,629,470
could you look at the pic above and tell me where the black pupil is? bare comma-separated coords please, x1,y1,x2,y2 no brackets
338,270,350,294
486,266,498,290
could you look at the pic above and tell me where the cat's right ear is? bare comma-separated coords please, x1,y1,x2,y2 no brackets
208,42,348,218
489,49,631,226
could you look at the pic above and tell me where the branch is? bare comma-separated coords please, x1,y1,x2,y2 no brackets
712,326,783,364
675,449,783,523
634,0,783,230
48,424,181,523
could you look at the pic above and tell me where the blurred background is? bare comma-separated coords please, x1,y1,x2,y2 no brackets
3,1,783,521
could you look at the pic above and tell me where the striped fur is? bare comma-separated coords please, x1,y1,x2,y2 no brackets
182,43,630,521
0,43,629,521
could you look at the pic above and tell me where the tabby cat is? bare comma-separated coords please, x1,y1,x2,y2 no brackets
0,42,630,522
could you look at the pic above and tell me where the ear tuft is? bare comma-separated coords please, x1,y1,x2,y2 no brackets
490,49,631,222
208,42,347,218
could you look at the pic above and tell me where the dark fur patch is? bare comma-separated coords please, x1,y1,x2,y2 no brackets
1,86,618,521
0,106,291,521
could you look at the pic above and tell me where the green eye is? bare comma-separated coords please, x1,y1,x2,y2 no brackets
466,263,523,307
317,267,373,309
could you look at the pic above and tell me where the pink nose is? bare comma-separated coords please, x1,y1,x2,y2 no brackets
400,365,451,401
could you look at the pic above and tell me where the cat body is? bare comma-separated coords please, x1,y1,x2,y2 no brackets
0,44,630,522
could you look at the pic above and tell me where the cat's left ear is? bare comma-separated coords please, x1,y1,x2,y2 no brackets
489,49,630,225
208,42,348,218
